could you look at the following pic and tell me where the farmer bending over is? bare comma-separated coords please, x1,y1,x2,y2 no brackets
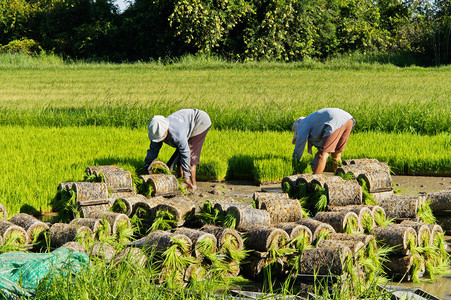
144,109,211,191
292,108,355,174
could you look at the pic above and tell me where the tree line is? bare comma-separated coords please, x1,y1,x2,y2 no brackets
1,0,450,65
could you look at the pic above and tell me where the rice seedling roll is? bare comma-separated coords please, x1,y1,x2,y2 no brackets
317,239,365,257
377,194,425,220
70,217,111,239
274,222,312,244
424,224,444,246
426,190,451,214
310,175,344,189
225,207,271,231
296,218,336,242
99,169,134,191
153,196,195,227
131,230,192,257
342,158,379,165
253,192,288,209
73,182,109,202
435,216,450,235
371,225,417,255
327,233,374,248
213,202,253,214
173,227,217,259
357,170,393,193
0,203,6,220
240,254,284,279
336,165,368,178
84,211,130,235
0,219,28,245
330,206,374,233
111,194,157,217
79,202,112,218
281,175,300,191
9,213,49,243
384,254,414,275
260,198,304,224
85,165,118,176
184,263,208,282
400,220,432,247
61,241,87,253
57,182,75,191
324,180,363,207
200,224,243,252
244,225,289,252
113,247,148,267
148,160,171,174
133,196,166,219
49,223,92,248
314,211,361,234
139,174,179,196
371,190,394,203
89,242,116,262
299,246,353,275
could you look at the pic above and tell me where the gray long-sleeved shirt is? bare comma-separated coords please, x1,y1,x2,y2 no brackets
145,109,211,178
293,108,355,160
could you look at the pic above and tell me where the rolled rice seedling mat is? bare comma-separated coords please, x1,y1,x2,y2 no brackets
79,202,113,218
173,227,217,259
243,226,289,252
111,194,154,216
70,218,111,238
357,170,393,193
314,211,361,234
61,241,87,253
260,198,304,224
296,218,336,242
342,158,380,165
130,230,192,257
0,203,7,220
336,165,369,179
84,211,130,235
148,160,171,174
371,190,394,204
435,216,451,235
72,182,109,202
371,225,417,255
184,263,208,282
281,175,301,192
200,225,243,252
94,169,134,191
49,223,92,248
400,220,432,247
377,194,426,220
324,180,363,207
309,175,345,189
253,192,289,209
327,233,374,247
139,174,179,196
240,254,284,280
133,196,166,219
422,224,445,247
57,182,75,191
8,213,49,243
299,246,353,276
317,239,365,258
426,190,451,214
225,207,271,232
329,206,374,233
89,242,116,263
85,165,119,176
113,247,148,267
384,254,425,282
110,191,136,200
274,223,312,245
213,202,253,214
153,196,195,227
0,219,28,245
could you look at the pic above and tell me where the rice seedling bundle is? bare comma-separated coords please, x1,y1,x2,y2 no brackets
243,225,289,252
371,225,417,255
98,169,135,192
8,213,49,243
88,242,116,262
281,175,301,192
225,207,271,231
356,170,393,193
139,174,179,196
0,203,7,220
49,223,92,248
399,220,432,247
61,241,87,253
153,196,195,227
296,218,336,243
309,175,345,189
342,158,379,165
111,194,161,217
324,179,363,207
0,219,28,245
213,202,253,214
84,211,130,235
113,247,148,267
70,217,111,240
72,182,109,202
426,189,451,214
252,192,289,209
274,223,312,246
329,206,374,233
200,225,243,253
173,227,217,259
298,246,353,276
79,202,113,218
131,230,192,257
314,211,361,234
260,198,304,224
376,194,426,220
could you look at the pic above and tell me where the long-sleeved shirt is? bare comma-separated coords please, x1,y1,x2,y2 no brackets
144,109,211,178
293,108,355,160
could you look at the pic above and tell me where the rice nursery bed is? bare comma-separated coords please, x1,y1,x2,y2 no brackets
0,160,449,300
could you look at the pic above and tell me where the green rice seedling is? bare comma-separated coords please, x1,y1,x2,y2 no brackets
110,199,128,215
197,201,224,226
314,228,332,245
361,213,374,234
338,172,355,181
310,185,328,214
196,238,217,262
222,211,237,229
435,232,448,258
95,219,113,243
83,172,103,183
149,210,177,232
373,209,393,227
115,222,134,246
160,238,194,288
345,216,360,235
411,253,424,283
221,234,248,262
134,177,153,198
417,200,436,224
0,231,26,253
51,189,79,222
358,177,376,205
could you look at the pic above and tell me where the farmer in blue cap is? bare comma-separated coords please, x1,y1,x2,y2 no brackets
292,108,355,174
144,109,211,191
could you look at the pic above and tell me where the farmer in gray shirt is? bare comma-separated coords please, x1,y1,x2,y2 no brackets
292,108,355,174
144,109,211,191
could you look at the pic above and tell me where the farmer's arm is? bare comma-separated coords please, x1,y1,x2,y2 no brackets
144,141,163,168
173,137,191,179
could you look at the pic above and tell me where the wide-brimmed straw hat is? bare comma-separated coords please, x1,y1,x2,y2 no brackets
148,115,169,142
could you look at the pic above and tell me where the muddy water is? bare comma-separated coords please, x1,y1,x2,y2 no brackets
195,174,451,299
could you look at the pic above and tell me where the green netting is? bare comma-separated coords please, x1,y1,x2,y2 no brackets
0,248,90,299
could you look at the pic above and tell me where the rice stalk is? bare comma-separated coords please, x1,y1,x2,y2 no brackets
198,201,223,226
150,165,171,175
95,219,112,243
358,178,376,205
311,185,328,213
134,177,153,198
160,239,194,288
411,253,424,283
298,196,311,218
407,232,417,255
150,210,176,232
417,200,436,224
52,189,79,221
196,238,216,262
115,221,134,246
